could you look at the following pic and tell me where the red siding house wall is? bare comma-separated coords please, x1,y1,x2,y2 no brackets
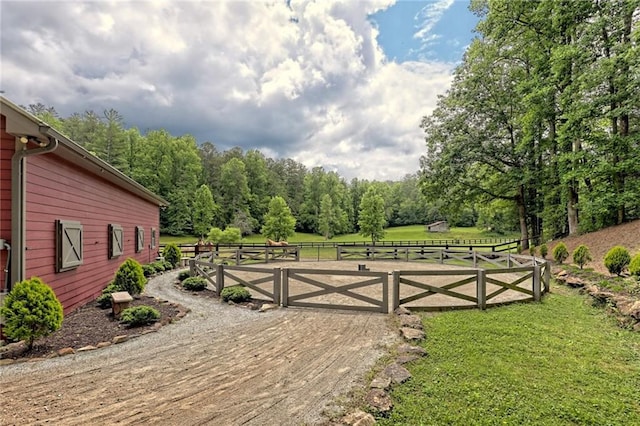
0,97,166,315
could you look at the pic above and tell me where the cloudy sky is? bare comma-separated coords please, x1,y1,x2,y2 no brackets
0,0,479,181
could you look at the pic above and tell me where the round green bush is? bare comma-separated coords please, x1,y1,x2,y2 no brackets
0,277,63,349
162,260,173,271
142,264,157,277
152,261,165,272
604,246,631,276
182,276,207,291
178,271,191,281
163,243,182,269
552,243,569,264
119,305,160,327
572,245,592,269
114,258,147,295
540,244,548,259
529,246,537,257
630,253,640,277
220,286,251,303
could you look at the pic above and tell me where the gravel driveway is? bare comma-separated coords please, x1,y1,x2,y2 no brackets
0,270,397,425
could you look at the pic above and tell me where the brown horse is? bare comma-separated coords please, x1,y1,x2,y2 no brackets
266,239,288,247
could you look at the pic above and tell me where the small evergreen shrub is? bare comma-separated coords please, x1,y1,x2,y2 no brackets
119,305,160,327
552,243,569,264
114,258,147,295
529,246,537,257
142,264,156,277
152,261,165,272
162,260,173,271
97,281,121,308
0,277,63,349
604,246,631,276
178,271,191,281
163,243,182,269
630,253,640,277
516,244,522,254
182,276,207,291
540,244,548,259
572,245,592,269
221,286,251,303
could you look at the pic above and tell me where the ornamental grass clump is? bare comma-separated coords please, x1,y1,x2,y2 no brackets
604,246,631,276
119,305,160,327
182,276,207,291
0,277,63,350
221,286,251,303
552,243,569,264
572,245,592,269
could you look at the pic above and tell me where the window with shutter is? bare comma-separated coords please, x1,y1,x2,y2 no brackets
56,220,83,272
109,224,124,258
151,228,157,249
136,226,144,253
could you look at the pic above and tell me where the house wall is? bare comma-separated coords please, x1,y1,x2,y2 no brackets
24,153,160,313
0,115,14,292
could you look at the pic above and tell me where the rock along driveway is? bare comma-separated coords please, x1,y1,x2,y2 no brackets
0,271,397,425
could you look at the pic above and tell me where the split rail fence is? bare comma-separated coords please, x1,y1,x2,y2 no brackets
189,246,550,314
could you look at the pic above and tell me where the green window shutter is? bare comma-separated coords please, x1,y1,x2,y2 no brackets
109,224,124,258
136,226,144,253
56,220,83,272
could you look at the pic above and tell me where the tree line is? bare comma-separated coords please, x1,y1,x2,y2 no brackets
26,105,451,238
420,0,639,249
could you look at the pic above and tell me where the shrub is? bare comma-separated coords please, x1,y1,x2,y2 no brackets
604,246,631,276
178,271,191,281
163,243,182,268
162,260,173,271
0,277,63,350
552,243,569,264
113,258,147,295
119,305,160,327
572,245,592,269
182,276,207,291
516,244,522,254
142,264,156,277
221,286,251,303
97,281,121,308
152,261,165,272
529,246,537,257
630,253,640,277
540,244,548,259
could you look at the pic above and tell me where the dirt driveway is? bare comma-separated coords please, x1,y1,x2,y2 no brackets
0,271,397,425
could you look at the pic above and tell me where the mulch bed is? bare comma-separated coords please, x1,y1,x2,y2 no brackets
0,296,182,361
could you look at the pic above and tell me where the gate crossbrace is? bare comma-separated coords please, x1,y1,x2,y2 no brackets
224,271,274,299
288,272,383,307
399,276,477,304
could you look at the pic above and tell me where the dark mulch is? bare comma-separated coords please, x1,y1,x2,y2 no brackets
0,296,182,360
173,281,270,310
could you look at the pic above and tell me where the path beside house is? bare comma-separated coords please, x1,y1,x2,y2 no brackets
0,271,397,425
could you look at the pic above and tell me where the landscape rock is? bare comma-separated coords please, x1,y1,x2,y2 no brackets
383,363,412,385
565,276,585,287
400,327,425,341
258,303,279,312
394,306,411,316
591,290,615,304
396,354,420,364
57,347,75,356
341,409,376,426
370,375,391,390
113,335,129,344
556,270,568,277
96,342,111,348
399,314,423,329
365,389,393,414
77,345,97,352
397,344,427,357
0,359,16,366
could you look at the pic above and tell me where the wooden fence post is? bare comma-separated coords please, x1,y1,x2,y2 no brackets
216,264,225,297
533,265,541,302
477,269,486,310
281,268,289,307
273,267,281,306
382,273,389,314
189,259,195,276
392,271,400,311
544,262,550,293
337,246,342,261
473,251,477,267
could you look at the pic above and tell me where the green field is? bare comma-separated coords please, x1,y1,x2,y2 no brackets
161,225,518,245
377,285,640,425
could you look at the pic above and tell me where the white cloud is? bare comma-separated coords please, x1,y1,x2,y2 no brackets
413,0,455,42
0,0,455,181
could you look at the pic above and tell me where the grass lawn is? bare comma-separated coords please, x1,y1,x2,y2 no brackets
378,285,640,425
